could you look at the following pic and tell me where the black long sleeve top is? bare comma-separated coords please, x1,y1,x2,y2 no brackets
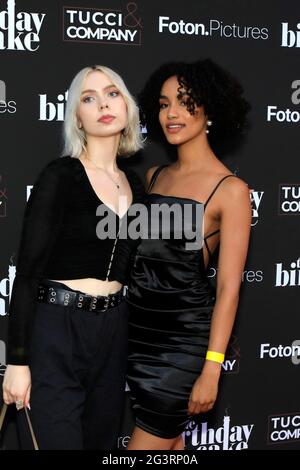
7,156,144,365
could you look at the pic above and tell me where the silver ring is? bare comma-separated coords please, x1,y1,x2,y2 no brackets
15,399,24,410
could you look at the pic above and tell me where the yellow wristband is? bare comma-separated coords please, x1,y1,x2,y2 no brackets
206,351,225,364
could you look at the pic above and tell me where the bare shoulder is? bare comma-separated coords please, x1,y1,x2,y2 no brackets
145,165,160,187
217,175,252,221
221,175,250,200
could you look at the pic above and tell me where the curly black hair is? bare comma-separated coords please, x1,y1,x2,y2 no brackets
139,58,250,144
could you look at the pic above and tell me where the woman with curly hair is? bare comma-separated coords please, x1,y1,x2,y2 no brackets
126,59,252,450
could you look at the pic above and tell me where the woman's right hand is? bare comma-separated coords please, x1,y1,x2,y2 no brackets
2,365,31,410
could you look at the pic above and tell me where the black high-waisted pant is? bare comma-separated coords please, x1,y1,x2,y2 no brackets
17,279,128,450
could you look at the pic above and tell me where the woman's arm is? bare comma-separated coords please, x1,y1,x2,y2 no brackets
3,158,66,408
7,159,66,364
189,177,252,415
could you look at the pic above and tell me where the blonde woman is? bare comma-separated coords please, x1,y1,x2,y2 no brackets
2,65,144,449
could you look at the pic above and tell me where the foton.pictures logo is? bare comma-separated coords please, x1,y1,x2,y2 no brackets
158,16,269,41
0,78,5,101
0,79,17,114
260,342,300,362
267,80,300,124
0,0,45,51
63,2,142,45
207,266,263,285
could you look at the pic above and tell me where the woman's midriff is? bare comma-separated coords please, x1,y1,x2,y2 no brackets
50,278,123,296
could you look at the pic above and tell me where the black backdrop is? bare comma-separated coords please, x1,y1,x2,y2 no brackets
1,0,300,450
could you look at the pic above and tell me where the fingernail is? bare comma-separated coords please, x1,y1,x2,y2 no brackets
27,403,31,410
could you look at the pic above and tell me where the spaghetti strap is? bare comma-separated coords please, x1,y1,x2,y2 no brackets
204,229,220,241
204,174,237,211
204,238,212,260
203,176,236,260
147,165,168,193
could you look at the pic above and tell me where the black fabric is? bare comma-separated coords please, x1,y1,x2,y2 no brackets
17,282,129,450
126,172,236,439
8,156,144,365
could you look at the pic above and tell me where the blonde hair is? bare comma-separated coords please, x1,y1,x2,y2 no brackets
62,65,143,158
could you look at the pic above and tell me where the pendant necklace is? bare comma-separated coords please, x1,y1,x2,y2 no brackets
85,155,120,189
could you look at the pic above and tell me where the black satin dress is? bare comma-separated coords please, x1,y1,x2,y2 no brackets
126,166,235,439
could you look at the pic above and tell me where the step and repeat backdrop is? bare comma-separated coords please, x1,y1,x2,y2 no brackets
0,0,299,450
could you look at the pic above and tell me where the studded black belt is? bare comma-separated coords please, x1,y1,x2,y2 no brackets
37,282,125,313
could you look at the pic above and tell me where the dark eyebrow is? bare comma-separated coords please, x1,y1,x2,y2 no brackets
159,93,187,100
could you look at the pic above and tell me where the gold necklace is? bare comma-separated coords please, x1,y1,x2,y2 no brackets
85,155,120,189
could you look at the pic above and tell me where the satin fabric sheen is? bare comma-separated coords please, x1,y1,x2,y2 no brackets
126,194,216,439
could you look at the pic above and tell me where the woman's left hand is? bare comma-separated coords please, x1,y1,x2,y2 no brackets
188,364,221,415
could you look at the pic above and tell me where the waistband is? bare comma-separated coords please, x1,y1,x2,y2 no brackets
37,279,126,313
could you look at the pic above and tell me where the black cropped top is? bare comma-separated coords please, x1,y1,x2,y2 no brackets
7,156,144,365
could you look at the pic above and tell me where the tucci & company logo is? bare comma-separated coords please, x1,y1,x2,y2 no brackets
268,412,300,444
63,2,142,45
279,184,300,215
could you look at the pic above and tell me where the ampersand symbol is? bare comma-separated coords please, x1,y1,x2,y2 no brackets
124,2,142,28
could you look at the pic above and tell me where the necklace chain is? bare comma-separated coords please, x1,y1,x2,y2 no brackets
85,155,120,189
